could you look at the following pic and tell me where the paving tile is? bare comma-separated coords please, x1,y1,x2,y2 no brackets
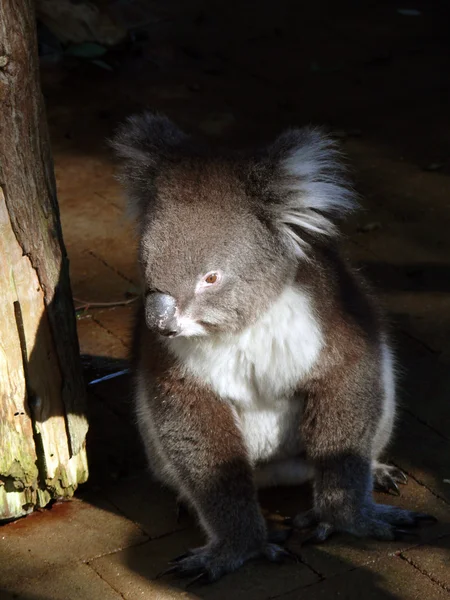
278,555,448,599
70,249,137,306
403,536,450,593
393,333,450,442
341,163,450,359
91,528,318,600
55,156,126,248
84,394,146,488
345,238,450,358
0,591,46,599
90,529,205,600
383,293,450,357
91,305,135,350
55,155,139,287
0,497,147,589
286,477,450,578
102,471,192,539
0,563,122,600
92,243,140,293
77,314,129,360
194,555,317,600
351,210,450,274
392,411,450,504
90,372,134,420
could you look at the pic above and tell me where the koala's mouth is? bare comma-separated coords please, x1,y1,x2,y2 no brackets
159,329,179,339
197,320,220,332
160,317,222,339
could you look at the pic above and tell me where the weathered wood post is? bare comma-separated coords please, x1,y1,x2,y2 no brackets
0,0,89,520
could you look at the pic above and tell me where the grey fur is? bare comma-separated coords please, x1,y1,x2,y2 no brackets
112,113,433,582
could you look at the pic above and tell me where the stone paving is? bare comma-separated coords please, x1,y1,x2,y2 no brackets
1,0,450,598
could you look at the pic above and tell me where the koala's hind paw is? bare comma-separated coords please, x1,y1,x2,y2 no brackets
352,504,436,540
295,504,436,545
157,541,291,584
373,463,408,496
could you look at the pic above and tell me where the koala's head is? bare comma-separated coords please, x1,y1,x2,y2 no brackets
111,113,356,338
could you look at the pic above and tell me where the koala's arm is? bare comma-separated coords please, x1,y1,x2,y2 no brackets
138,364,282,579
301,353,378,528
151,372,263,534
299,349,429,540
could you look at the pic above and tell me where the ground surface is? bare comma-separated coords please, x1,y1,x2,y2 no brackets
1,0,450,598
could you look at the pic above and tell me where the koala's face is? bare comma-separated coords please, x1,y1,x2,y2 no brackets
139,165,292,337
113,112,354,338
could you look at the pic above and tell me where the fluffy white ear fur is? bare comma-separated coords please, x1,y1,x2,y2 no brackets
270,128,357,257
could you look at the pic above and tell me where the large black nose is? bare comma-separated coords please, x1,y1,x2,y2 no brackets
144,292,179,337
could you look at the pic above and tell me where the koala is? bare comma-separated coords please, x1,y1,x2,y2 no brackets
111,113,434,582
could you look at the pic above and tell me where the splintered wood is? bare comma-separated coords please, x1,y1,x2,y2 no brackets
0,0,88,520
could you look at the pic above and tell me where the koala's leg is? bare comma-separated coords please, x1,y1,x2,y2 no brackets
371,343,407,495
136,372,288,581
296,363,435,542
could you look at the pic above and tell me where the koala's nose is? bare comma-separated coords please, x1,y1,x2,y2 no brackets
144,292,179,337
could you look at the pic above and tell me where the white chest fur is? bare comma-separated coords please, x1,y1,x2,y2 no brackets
167,286,323,461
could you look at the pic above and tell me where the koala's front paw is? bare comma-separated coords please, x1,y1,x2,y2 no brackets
158,540,292,584
294,503,436,544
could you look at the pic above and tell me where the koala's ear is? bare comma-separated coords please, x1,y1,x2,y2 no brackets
110,112,188,218
260,127,357,257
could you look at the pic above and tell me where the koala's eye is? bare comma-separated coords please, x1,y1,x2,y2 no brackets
196,271,222,293
205,272,218,285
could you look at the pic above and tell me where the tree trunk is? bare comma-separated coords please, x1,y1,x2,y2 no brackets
0,0,88,521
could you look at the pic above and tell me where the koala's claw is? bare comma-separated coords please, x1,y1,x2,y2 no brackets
377,478,400,496
293,503,436,544
373,463,408,496
373,505,436,530
168,551,192,564
414,513,438,524
155,564,179,580
301,522,335,545
185,572,210,588
156,549,216,582
293,510,336,544
159,541,289,584
393,528,420,541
